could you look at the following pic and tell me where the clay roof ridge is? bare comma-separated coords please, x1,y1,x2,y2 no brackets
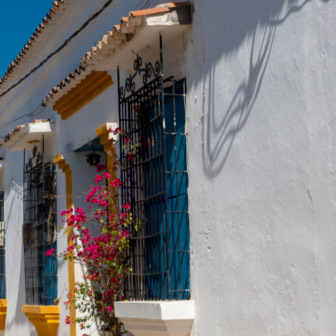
42,2,191,107
0,120,51,147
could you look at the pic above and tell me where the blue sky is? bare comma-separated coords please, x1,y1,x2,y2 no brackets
0,0,53,77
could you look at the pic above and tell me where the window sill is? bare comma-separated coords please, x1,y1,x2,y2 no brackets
0,300,6,331
115,301,194,336
22,305,59,336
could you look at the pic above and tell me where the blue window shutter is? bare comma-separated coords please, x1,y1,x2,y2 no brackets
144,80,190,300
165,82,190,300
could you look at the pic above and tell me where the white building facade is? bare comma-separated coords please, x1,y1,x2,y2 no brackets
0,0,335,335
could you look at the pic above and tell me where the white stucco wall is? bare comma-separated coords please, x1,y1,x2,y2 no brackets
186,0,336,335
4,154,36,336
2,0,336,335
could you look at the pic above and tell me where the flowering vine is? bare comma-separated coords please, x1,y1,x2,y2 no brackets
48,171,132,334
46,115,148,335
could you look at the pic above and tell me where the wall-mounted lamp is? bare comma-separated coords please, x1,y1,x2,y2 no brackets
86,144,101,167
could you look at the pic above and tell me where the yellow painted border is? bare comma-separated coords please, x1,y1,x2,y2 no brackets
22,305,59,336
0,300,7,331
53,154,76,336
96,124,117,290
53,71,114,120
96,123,117,189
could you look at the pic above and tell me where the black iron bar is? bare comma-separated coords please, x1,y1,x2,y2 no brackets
119,39,190,301
121,152,165,172
124,114,163,136
169,289,190,292
130,192,166,204
171,76,182,300
168,250,190,253
167,211,188,214
129,270,168,276
130,232,165,240
163,94,186,97
23,149,57,305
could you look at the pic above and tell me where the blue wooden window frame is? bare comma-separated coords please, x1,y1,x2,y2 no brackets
119,76,190,301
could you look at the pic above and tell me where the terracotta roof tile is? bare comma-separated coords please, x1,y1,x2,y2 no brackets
0,120,51,147
42,2,191,107
130,7,169,17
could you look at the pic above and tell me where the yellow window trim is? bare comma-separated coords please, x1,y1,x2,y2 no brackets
53,142,115,335
0,300,7,331
22,305,59,336
53,154,76,336
53,71,114,120
96,123,117,211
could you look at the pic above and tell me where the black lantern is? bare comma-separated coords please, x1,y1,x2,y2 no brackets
86,145,101,167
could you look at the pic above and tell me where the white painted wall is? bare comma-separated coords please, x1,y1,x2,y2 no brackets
185,0,336,335
2,0,336,335
4,154,36,336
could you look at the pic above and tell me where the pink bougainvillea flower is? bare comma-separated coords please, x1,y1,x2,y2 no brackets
96,164,107,172
127,154,136,161
110,178,122,188
113,127,123,135
122,202,131,210
103,172,111,180
65,315,74,325
45,248,55,256
59,164,136,330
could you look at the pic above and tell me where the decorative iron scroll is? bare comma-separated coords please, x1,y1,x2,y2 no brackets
119,54,160,100
26,145,43,171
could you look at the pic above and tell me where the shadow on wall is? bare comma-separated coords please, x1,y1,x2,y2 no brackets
5,258,37,336
4,181,37,335
197,0,328,177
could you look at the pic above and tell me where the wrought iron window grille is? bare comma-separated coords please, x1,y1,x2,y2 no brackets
23,140,58,306
118,34,190,301
119,54,160,101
